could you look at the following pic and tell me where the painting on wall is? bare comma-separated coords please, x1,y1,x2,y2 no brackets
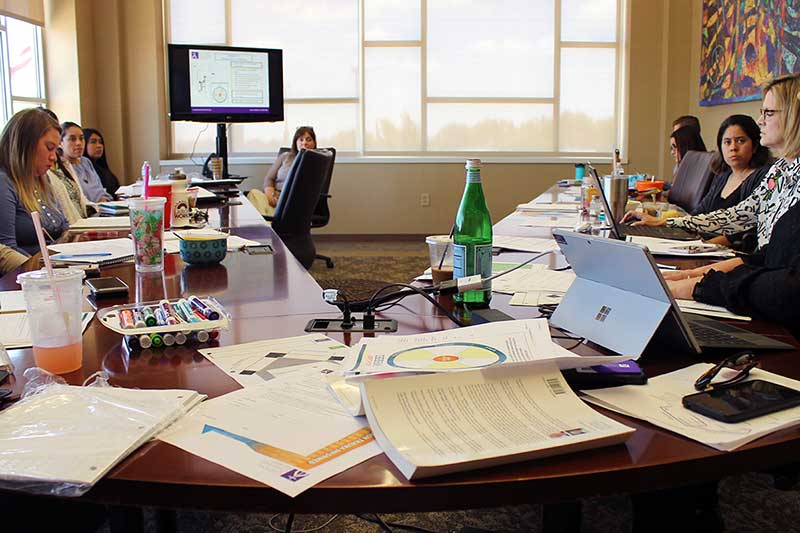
700,1,800,106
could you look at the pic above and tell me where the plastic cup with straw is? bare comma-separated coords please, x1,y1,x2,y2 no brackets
16,213,85,374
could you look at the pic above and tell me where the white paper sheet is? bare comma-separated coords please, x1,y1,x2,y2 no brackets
493,235,561,253
343,319,629,379
69,217,131,230
492,264,576,295
159,362,381,498
675,299,751,321
626,236,734,258
582,364,800,451
0,312,94,349
48,238,134,264
198,334,351,388
517,215,580,228
0,291,26,313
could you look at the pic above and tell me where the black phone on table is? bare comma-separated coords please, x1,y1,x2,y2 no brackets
682,379,800,423
85,276,129,297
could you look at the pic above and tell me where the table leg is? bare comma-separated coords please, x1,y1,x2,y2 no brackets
108,505,143,533
542,501,581,533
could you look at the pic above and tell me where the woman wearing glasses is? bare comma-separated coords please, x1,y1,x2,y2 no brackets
628,74,800,337
262,126,317,214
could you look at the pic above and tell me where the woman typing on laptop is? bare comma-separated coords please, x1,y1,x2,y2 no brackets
628,74,800,337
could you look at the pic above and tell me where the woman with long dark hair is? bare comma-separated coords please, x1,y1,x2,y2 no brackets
83,128,120,195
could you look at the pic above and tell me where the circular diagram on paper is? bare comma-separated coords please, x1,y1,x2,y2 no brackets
387,342,507,370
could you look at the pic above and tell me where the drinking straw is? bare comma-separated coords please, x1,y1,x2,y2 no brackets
438,224,455,271
31,212,73,334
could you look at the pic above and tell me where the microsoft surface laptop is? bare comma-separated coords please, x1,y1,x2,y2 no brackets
588,165,697,241
549,229,792,356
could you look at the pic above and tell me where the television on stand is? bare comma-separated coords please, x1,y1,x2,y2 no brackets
166,43,284,180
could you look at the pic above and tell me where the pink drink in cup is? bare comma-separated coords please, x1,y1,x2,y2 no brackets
129,197,166,272
17,268,85,374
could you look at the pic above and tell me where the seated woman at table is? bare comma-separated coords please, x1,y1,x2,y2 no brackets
0,108,69,255
83,127,120,195
670,125,707,167
262,126,317,214
59,121,112,203
623,73,800,271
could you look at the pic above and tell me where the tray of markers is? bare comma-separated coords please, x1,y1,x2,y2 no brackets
97,295,230,349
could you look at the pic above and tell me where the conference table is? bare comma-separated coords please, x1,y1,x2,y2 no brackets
2,187,799,532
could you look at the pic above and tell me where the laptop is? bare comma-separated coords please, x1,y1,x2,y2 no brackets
549,229,792,356
588,165,697,241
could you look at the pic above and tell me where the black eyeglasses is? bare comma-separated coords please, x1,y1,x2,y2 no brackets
694,352,758,391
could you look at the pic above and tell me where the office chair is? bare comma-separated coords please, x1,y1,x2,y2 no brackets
270,146,337,268
269,149,333,269
668,150,715,215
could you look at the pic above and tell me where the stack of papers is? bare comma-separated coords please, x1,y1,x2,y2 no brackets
626,236,734,258
493,235,561,253
516,202,579,213
0,384,204,495
93,201,129,216
582,364,800,451
0,312,94,349
0,290,27,314
492,263,576,295
163,230,261,254
517,214,580,228
69,216,131,230
48,238,134,265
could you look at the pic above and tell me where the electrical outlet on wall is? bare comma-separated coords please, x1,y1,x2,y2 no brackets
420,193,431,207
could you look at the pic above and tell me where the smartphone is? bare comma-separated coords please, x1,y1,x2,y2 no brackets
85,276,129,297
562,360,647,389
245,244,273,255
682,379,800,423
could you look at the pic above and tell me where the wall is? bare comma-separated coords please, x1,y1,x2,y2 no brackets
51,0,685,235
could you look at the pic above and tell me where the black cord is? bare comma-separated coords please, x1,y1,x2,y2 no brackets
561,337,586,350
367,283,465,327
355,514,440,533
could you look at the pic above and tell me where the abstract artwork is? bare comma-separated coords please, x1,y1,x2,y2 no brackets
700,1,800,106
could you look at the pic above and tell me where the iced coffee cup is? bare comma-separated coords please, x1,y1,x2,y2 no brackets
17,268,85,374
426,235,454,284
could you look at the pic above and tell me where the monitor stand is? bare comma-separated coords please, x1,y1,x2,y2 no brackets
216,123,230,179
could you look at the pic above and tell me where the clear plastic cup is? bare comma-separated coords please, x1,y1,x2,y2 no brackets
17,268,85,374
129,197,166,272
426,235,454,284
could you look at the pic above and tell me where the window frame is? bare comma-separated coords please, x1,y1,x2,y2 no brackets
0,16,47,127
162,0,629,163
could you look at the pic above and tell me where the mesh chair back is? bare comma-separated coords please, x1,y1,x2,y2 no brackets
669,151,715,214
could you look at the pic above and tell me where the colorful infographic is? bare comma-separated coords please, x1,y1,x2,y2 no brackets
386,342,507,370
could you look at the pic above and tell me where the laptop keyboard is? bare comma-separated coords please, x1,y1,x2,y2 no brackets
688,321,743,346
623,225,697,241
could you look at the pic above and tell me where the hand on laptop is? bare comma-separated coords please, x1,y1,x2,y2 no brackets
621,210,666,226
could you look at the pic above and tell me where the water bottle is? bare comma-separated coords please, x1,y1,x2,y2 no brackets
453,159,492,308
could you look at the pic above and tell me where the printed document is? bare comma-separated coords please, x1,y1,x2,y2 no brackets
517,214,580,228
625,236,734,258
582,364,800,451
160,363,382,497
492,264,576,295
362,362,634,479
69,216,131,230
0,312,93,349
493,235,561,254
343,319,629,379
198,334,351,388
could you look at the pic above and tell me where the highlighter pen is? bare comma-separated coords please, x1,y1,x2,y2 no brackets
149,333,164,348
192,309,209,322
138,334,153,349
132,309,146,328
124,335,140,351
189,296,220,320
159,300,180,325
207,329,220,340
141,307,157,327
153,309,176,346
162,332,176,347
178,301,200,323
119,309,135,329
192,330,210,343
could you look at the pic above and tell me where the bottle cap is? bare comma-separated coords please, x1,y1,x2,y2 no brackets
465,159,482,169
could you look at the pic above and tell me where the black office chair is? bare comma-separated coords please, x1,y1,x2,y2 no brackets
269,149,333,269
271,146,337,269
668,151,715,214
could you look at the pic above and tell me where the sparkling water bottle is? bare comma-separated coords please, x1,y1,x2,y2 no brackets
453,159,492,308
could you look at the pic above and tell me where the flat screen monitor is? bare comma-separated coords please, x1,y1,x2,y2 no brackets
167,44,284,123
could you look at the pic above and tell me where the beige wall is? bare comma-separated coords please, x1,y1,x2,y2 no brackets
46,0,753,234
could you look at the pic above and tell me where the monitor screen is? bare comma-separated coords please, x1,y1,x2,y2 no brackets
167,44,284,123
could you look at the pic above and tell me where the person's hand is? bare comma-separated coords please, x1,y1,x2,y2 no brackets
266,187,278,208
666,276,701,300
662,268,703,281
620,210,665,227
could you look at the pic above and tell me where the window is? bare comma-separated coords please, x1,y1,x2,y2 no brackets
0,16,47,129
165,0,625,159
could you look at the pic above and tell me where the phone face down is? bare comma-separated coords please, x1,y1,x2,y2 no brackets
682,379,800,423
85,277,129,296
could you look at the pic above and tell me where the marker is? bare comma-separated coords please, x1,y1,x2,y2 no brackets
124,335,140,351
120,309,135,329
192,330,209,343
189,296,220,320
50,253,113,259
162,332,176,347
177,301,200,323
174,331,187,345
159,300,179,325
132,309,146,328
208,329,219,340
192,309,209,322
142,307,157,327
138,334,153,349
149,333,164,348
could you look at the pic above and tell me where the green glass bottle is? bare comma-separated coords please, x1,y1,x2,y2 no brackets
453,159,493,308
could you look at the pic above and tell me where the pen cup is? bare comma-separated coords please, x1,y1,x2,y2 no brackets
129,197,166,273
17,268,85,374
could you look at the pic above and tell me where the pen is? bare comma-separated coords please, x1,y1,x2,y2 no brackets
656,263,678,270
50,253,113,259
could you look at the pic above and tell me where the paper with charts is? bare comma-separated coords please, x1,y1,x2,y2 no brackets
582,364,800,451
159,362,382,498
198,333,351,388
343,319,630,379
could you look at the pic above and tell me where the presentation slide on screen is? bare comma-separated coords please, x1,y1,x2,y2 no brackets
189,49,270,113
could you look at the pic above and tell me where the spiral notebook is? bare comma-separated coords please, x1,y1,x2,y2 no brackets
47,238,135,265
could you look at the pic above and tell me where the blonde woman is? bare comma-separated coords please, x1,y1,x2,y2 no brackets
0,108,69,255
